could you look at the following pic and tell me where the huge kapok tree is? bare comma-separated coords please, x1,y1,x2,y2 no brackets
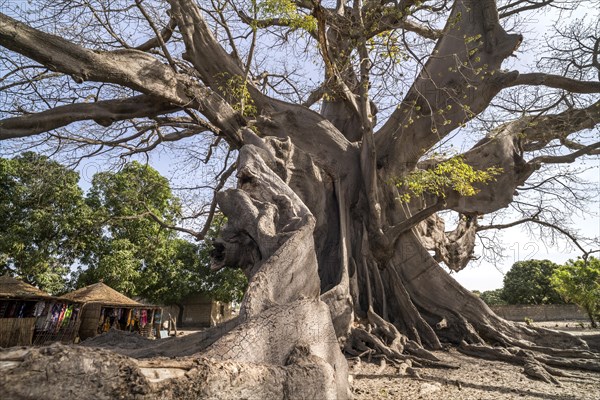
1,0,599,398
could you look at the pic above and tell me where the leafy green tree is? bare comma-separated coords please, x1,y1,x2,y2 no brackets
501,260,564,305
86,161,181,245
138,216,247,306
480,289,507,306
77,161,181,297
141,232,247,325
551,257,600,328
77,238,142,296
77,164,247,306
0,152,94,294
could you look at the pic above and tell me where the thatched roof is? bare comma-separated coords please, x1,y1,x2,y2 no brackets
61,282,142,307
0,275,50,299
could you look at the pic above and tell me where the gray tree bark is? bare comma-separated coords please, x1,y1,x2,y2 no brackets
1,0,600,398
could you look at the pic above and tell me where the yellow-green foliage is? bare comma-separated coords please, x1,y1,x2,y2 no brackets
369,31,410,64
217,73,256,117
257,0,316,32
397,156,502,202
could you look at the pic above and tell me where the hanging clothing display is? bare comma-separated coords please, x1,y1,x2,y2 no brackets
93,306,161,338
33,301,45,317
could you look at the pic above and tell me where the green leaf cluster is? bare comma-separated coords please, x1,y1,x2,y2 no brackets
0,152,96,294
501,259,565,305
396,156,502,202
216,73,257,117
477,288,507,306
256,0,317,32
1,153,247,304
551,257,600,327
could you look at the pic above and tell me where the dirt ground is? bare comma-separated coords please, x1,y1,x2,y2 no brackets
351,321,600,400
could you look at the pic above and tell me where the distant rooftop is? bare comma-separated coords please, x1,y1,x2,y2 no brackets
61,282,142,306
0,275,50,299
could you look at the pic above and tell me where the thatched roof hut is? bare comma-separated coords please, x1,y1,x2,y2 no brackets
0,275,50,299
0,276,82,347
61,283,159,340
61,282,142,306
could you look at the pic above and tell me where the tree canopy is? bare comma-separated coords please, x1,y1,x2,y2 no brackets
501,259,565,305
0,153,246,303
478,288,507,306
76,162,247,303
551,256,600,327
0,152,94,293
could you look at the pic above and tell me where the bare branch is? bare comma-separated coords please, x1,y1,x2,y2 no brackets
529,141,600,164
135,17,177,52
134,1,177,69
499,0,554,19
478,215,596,257
145,207,204,240
0,95,176,140
503,72,600,93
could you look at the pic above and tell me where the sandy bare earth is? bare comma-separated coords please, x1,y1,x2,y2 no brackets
351,323,600,400
350,348,600,400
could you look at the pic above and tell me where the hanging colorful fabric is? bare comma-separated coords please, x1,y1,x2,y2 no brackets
140,309,147,327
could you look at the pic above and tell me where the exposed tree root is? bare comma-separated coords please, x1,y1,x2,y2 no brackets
458,340,600,385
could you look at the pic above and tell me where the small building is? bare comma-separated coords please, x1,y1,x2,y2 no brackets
178,293,234,328
61,282,162,340
0,275,82,347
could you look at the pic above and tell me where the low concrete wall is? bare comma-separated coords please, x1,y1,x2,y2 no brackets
491,304,587,321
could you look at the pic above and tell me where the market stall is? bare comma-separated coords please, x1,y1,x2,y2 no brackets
61,282,162,340
0,275,82,346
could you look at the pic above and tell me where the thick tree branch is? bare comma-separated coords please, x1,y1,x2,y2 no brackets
375,0,523,173
518,100,600,152
0,96,176,140
442,99,600,216
0,11,245,145
0,12,182,100
386,201,446,243
167,0,248,96
503,72,600,93
529,141,600,165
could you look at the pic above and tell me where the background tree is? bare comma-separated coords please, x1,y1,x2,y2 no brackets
77,162,247,304
0,152,94,293
551,257,600,327
140,217,247,325
0,153,246,303
1,0,600,397
479,288,507,306
501,260,565,305
77,161,182,297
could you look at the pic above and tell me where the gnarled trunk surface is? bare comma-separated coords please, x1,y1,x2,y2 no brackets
1,0,600,398
2,132,598,400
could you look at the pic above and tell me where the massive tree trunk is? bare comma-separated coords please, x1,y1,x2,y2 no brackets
1,0,600,398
